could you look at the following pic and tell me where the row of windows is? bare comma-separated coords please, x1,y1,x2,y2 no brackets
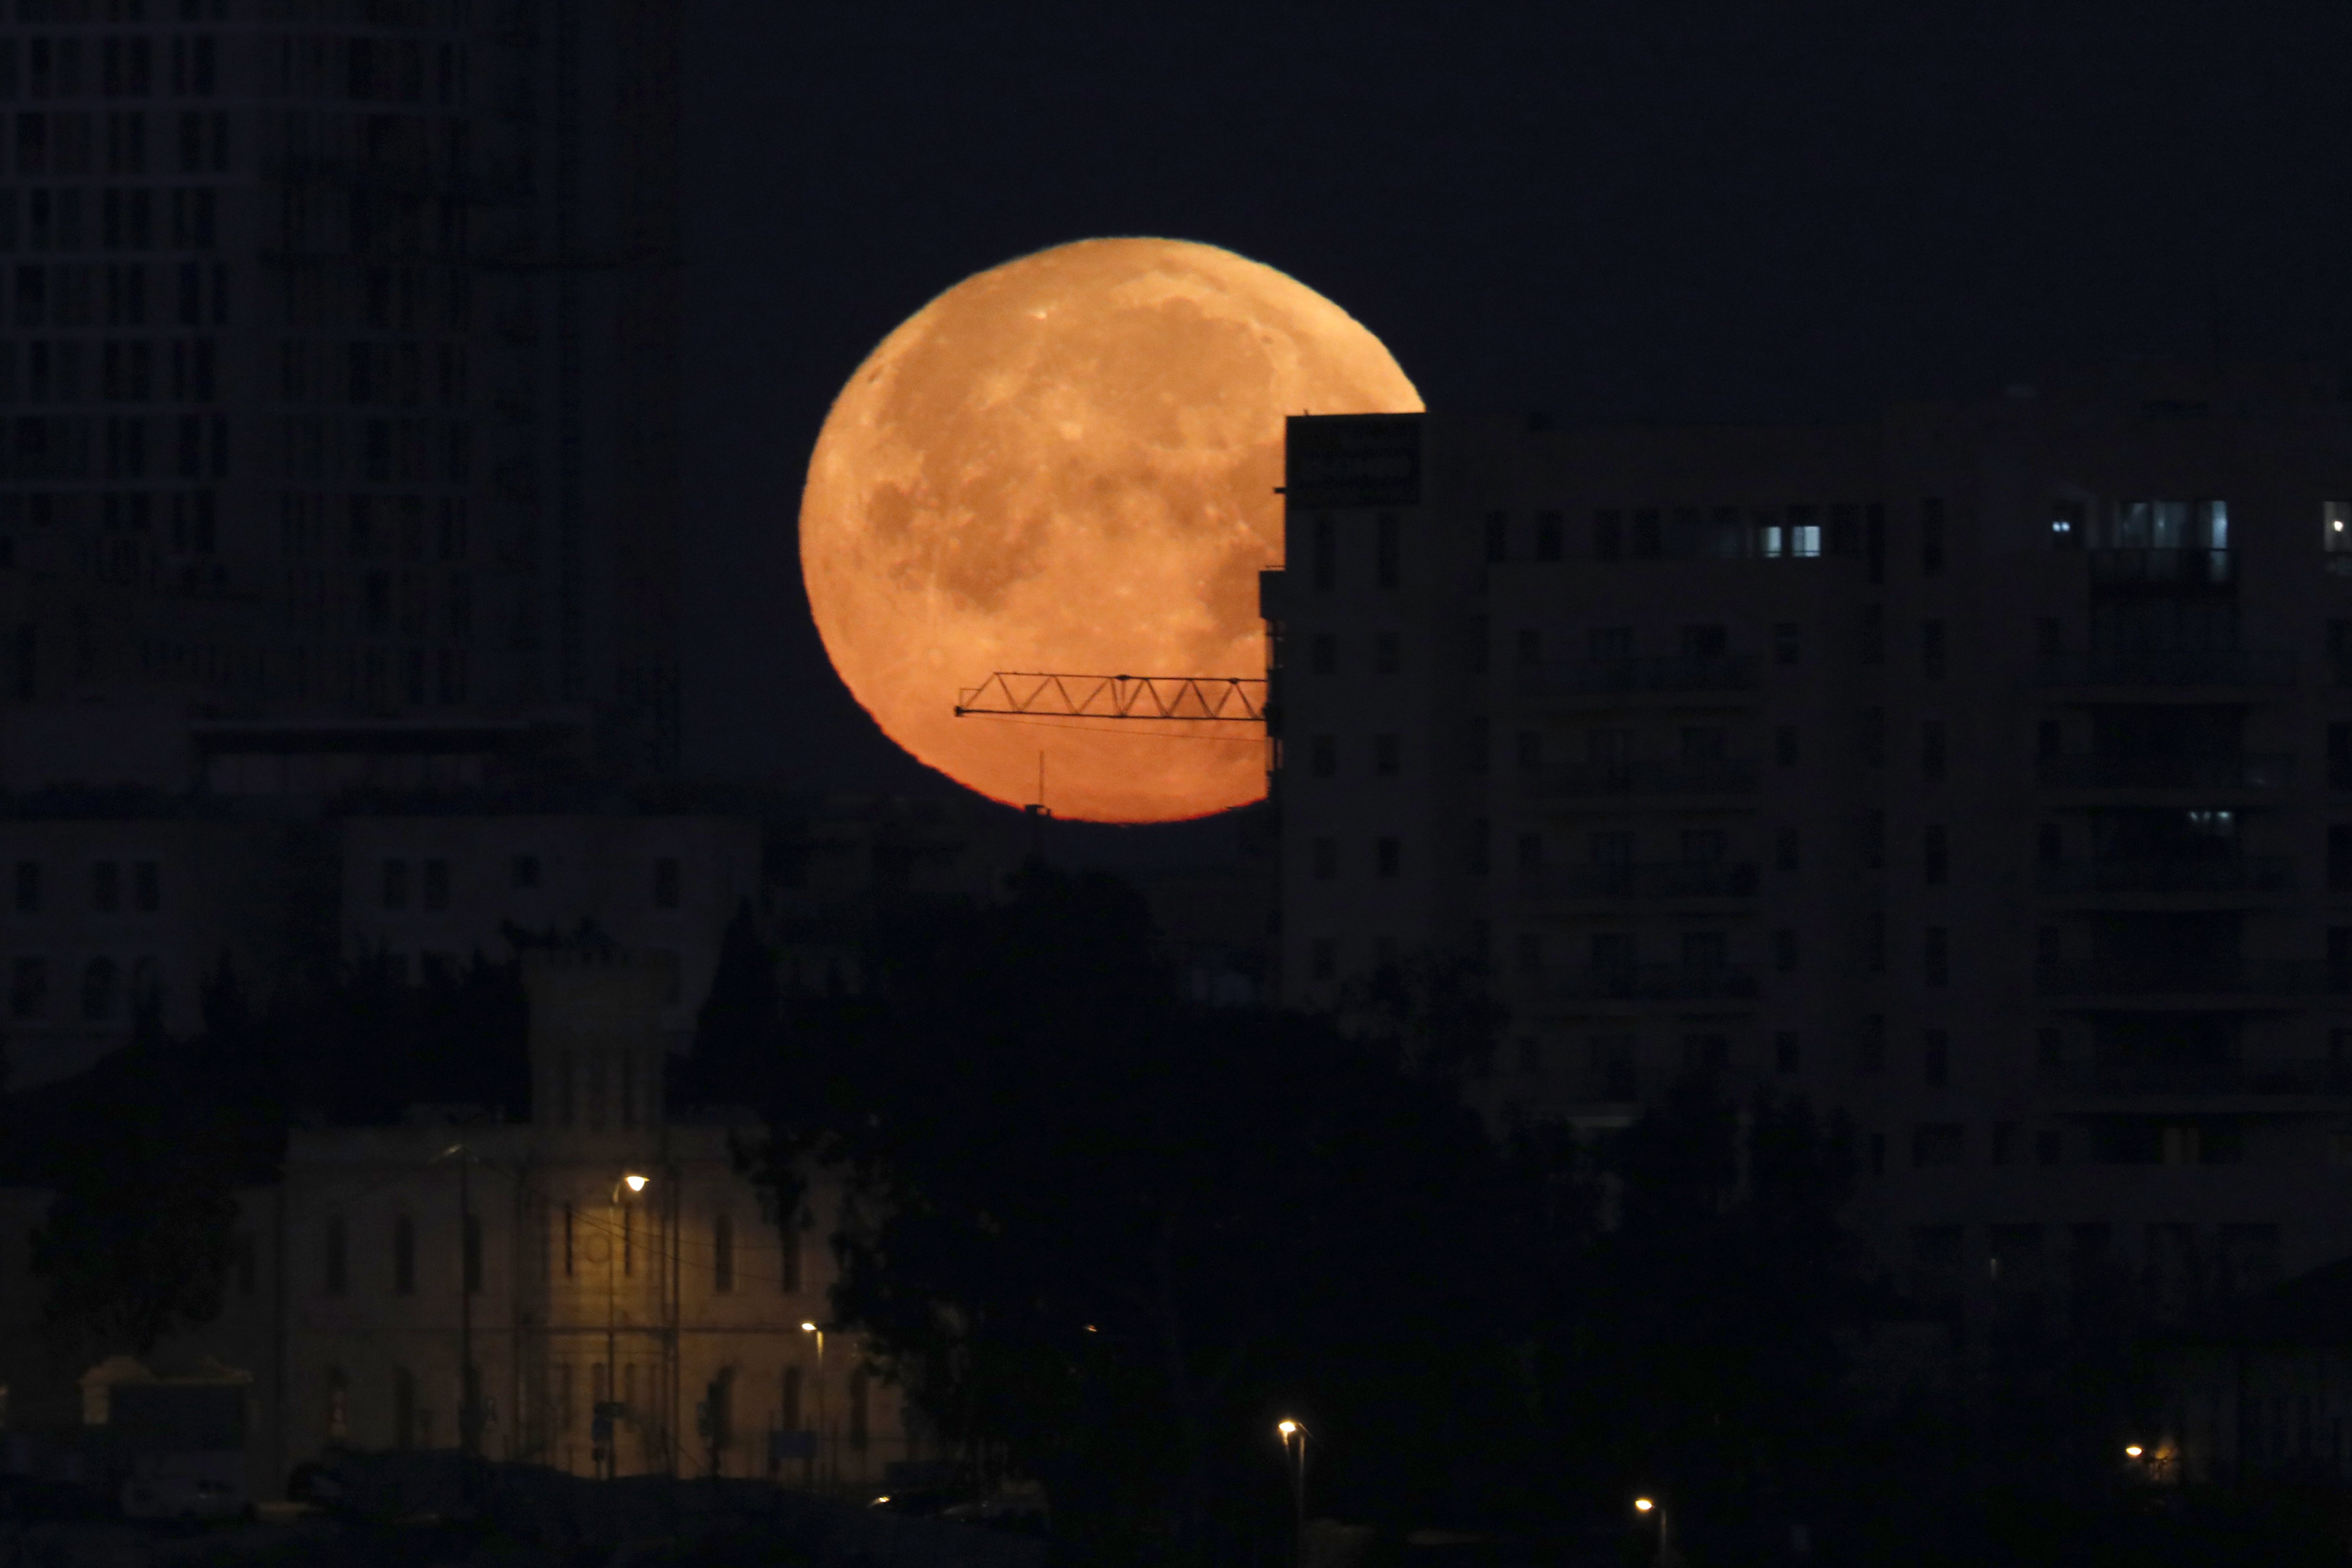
6,951,158,1020
8,108,229,174
281,491,467,562
317,1208,804,1300
278,337,468,407
8,258,228,324
0,185,219,251
0,31,219,100
0,336,221,403
274,34,467,107
282,564,470,639
375,854,686,912
8,856,161,913
278,414,468,485
0,410,226,478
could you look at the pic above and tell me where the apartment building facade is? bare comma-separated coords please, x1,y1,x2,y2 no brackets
1270,364,2352,1333
0,0,681,777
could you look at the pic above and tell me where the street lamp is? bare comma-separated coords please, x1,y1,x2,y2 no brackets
802,1322,830,1490
601,1172,650,1480
1276,1419,1309,1567
1634,1495,1678,1567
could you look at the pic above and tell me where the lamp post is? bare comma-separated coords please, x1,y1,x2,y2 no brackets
602,1172,649,1480
801,1322,828,1491
1634,1495,1678,1568
1277,1419,1309,1567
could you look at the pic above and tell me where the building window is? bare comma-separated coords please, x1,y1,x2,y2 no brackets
1924,926,1949,986
1310,735,1336,778
79,956,115,1021
1311,837,1336,880
393,1214,415,1295
1859,708,1884,768
1516,932,1542,975
1775,827,1799,872
421,858,449,911
653,857,681,911
510,853,540,890
1923,1029,1950,1086
1922,619,1946,681
1535,511,1563,561
1308,938,1336,981
9,957,46,1020
393,1366,416,1449
132,860,158,912
1773,1031,1800,1073
1313,514,1337,589
325,1214,348,1296
1375,512,1399,588
1516,833,1543,874
326,1368,349,1444
12,861,39,914
1515,628,1541,667
1373,631,1399,674
91,861,119,913
1922,720,1946,782
1920,498,1946,575
2036,1027,2063,1069
1682,931,1727,972
1373,734,1400,776
1773,929,1797,973
1924,825,1948,886
1310,633,1336,674
1375,837,1401,878
1593,509,1622,562
1515,730,1541,772
381,859,408,911
1773,622,1799,665
1866,910,1885,972
1912,1123,1965,1167
1776,726,1798,767
1483,511,1507,563
1859,1014,1886,1073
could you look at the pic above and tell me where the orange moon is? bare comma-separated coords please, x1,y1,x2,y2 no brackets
799,237,1422,823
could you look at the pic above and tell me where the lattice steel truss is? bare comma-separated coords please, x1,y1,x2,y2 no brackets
954,672,1269,722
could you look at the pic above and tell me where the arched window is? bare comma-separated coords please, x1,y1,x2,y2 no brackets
393,1366,416,1449
325,1366,349,1444
79,955,116,1021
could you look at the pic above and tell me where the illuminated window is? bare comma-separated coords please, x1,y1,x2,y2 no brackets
2327,502,2352,554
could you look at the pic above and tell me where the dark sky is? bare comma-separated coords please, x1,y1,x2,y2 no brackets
677,4,2352,796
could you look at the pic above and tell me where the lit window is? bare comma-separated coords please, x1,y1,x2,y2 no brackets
2327,502,2352,554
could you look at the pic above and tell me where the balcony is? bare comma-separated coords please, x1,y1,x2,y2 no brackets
2044,1060,2352,1098
2036,857,2293,897
1549,964,1760,1003
1528,759,1760,799
1518,656,1756,698
2088,548,2233,588
2037,754,2294,791
1519,862,1760,901
2034,648,2295,690
2035,959,2330,999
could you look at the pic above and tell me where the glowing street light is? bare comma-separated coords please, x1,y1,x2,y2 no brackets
1634,1497,1654,1513
802,1323,830,1488
1275,1419,1310,1567
1633,1494,1678,1566
600,1172,652,1481
623,1172,649,1194
2124,1444,2144,1459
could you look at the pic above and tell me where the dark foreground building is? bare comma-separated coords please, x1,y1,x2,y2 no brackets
1270,361,2352,1350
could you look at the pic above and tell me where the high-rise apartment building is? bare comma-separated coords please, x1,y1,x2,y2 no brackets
0,0,680,784
1269,364,2352,1330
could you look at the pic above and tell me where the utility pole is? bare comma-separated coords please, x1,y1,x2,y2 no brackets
458,1146,478,1456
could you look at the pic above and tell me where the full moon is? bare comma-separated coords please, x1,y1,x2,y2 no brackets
800,237,1422,823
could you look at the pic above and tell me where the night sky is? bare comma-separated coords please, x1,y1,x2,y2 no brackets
677,5,2352,803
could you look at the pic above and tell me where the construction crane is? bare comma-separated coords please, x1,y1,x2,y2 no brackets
954,672,1269,724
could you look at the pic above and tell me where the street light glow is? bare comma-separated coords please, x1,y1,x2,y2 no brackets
623,1173,649,1193
802,1321,819,1333
1634,1497,1655,1514
1277,1419,1298,1438
2124,1444,2143,1458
